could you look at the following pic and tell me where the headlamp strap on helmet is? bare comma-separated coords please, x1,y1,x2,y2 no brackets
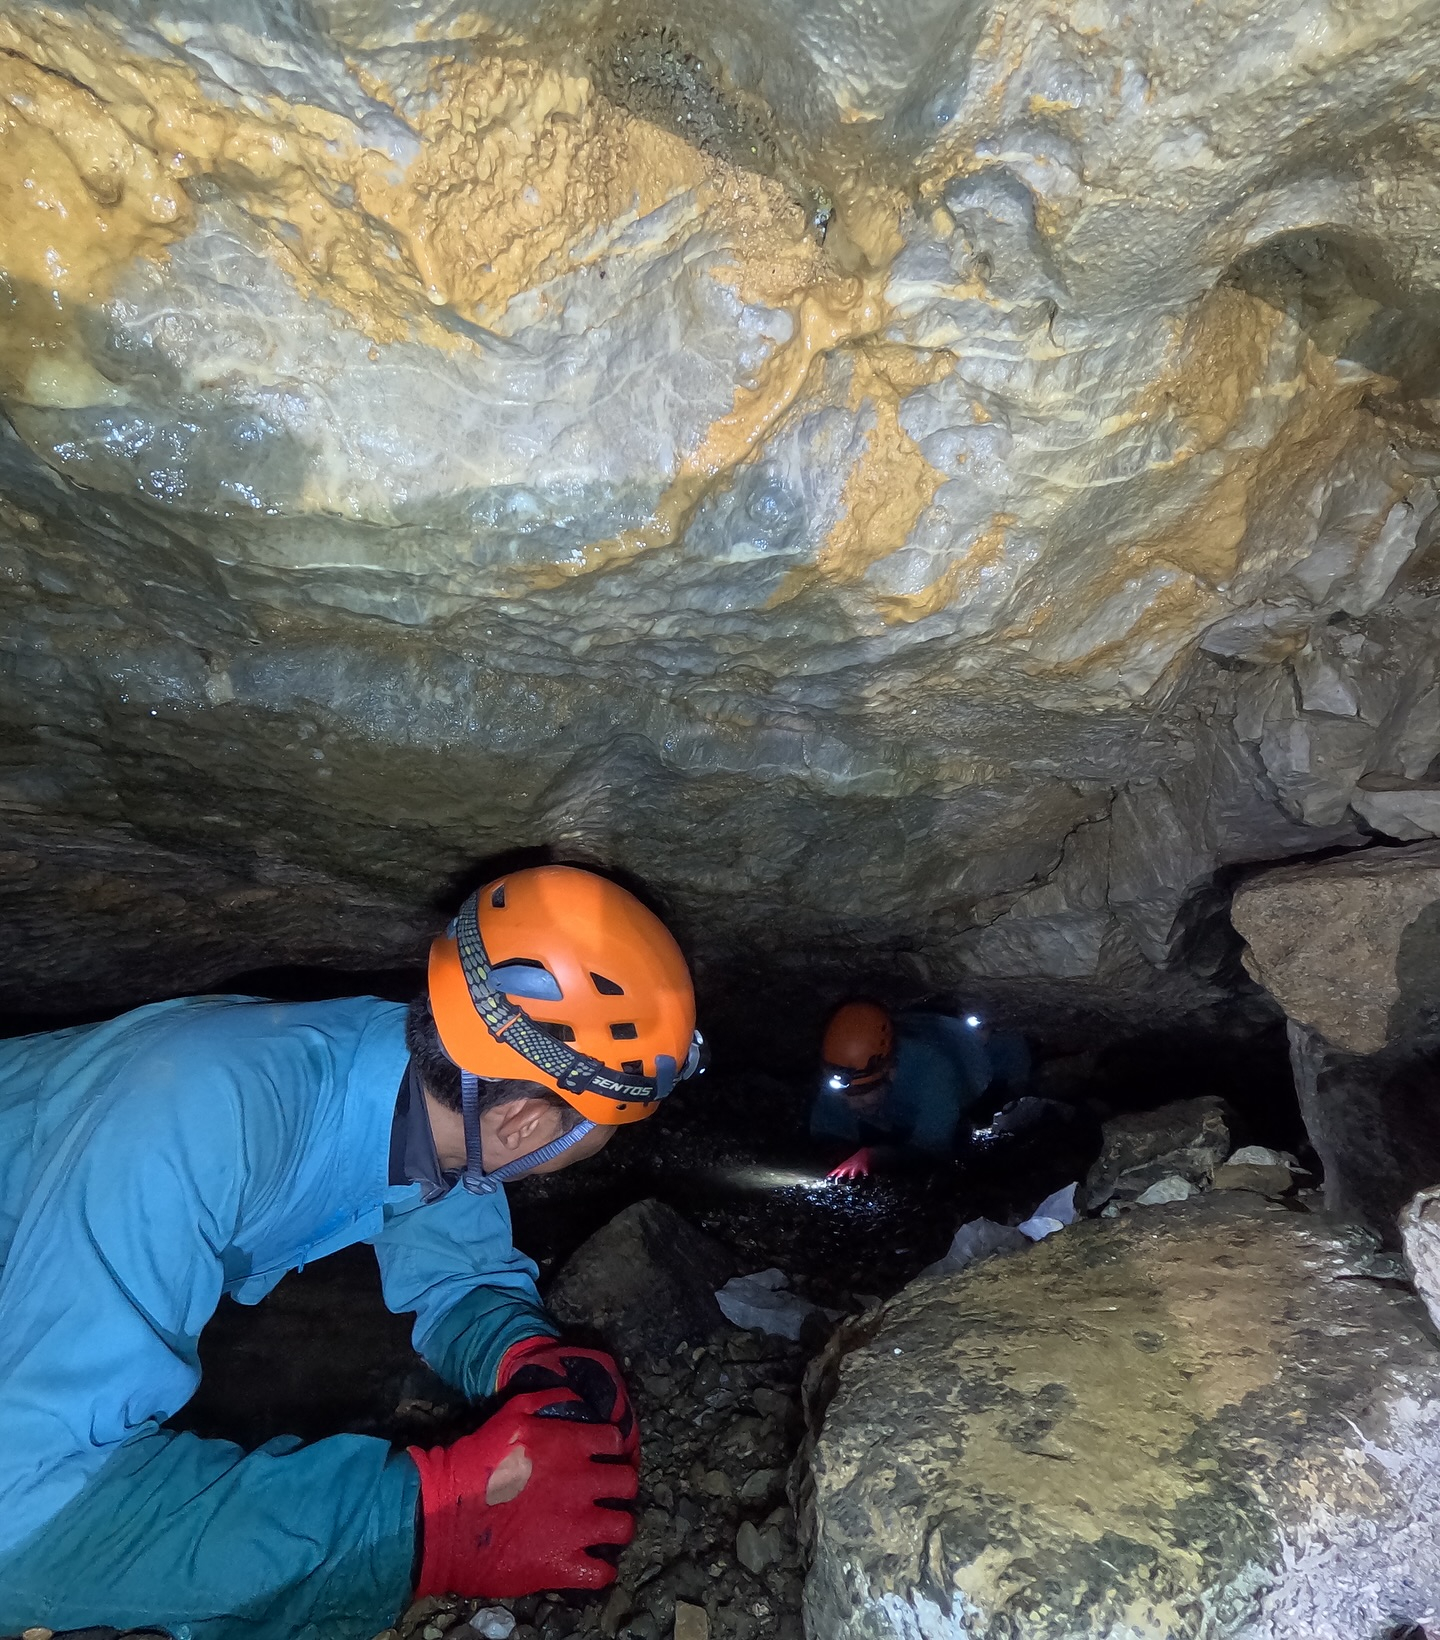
454,890,675,1107
459,1069,598,1195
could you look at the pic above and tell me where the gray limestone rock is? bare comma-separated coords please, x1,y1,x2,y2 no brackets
546,1199,736,1363
802,1195,1440,1640
1210,1162,1293,1198
1400,1185,1440,1336
1231,842,1440,1053
1288,1021,1440,1240
1353,778,1440,843
1082,1096,1233,1209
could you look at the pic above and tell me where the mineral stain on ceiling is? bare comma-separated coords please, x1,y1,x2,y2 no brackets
1,0,1439,1035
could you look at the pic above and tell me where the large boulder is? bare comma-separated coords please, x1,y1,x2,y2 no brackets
546,1198,736,1364
802,1195,1440,1640
1230,841,1440,1053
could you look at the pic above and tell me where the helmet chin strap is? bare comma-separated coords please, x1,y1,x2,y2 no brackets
459,1069,597,1195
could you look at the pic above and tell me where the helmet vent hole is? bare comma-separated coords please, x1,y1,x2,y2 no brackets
490,884,506,908
539,1021,576,1043
621,1059,644,1073
609,1022,638,1040
590,972,625,995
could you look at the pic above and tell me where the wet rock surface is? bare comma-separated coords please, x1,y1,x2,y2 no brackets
802,1194,1440,1640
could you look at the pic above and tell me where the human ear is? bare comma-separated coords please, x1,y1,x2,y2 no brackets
494,1097,560,1152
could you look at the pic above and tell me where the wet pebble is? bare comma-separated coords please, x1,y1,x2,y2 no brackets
674,1602,710,1640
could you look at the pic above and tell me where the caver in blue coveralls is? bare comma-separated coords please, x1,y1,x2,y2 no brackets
809,1010,1032,1158
0,995,559,1640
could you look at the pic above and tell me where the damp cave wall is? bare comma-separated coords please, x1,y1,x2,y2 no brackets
2,0,1440,1101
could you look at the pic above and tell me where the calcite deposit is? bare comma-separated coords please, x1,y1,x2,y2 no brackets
2,0,1440,1029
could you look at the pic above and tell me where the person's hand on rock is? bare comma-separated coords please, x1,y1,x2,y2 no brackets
410,1388,637,1598
497,1335,638,1456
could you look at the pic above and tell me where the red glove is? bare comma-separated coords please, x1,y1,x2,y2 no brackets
498,1336,638,1457
410,1388,637,1599
828,1147,874,1181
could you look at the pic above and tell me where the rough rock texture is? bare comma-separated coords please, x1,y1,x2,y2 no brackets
1231,841,1440,1053
1229,844,1440,1234
1209,1161,1293,1197
3,0,1440,1028
1287,1021,1440,1239
546,1198,736,1361
1401,1185,1440,1335
1082,1095,1232,1209
1352,776,1440,842
802,1195,1440,1640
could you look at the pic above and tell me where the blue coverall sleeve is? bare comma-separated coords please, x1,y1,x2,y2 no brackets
372,1183,557,1402
0,1430,417,1640
0,1087,416,1640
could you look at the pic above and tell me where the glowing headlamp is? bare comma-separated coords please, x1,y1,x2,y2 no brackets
965,1014,983,1029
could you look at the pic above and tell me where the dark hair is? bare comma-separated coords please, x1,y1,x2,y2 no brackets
406,993,582,1127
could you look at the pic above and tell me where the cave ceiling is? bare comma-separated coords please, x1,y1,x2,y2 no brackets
2,0,1440,1034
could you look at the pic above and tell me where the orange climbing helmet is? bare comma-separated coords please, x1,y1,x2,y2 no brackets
428,865,701,1127
821,1001,894,1092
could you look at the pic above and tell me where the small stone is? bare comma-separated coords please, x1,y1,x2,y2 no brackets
469,1609,517,1639
1211,1162,1293,1197
1134,1174,1196,1206
1228,1144,1288,1167
738,1467,783,1503
22,1629,54,1640
750,1386,795,1421
674,1603,710,1640
423,1626,445,1640
736,1520,782,1573
700,1468,733,1497
721,1416,765,1456
600,1587,633,1639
